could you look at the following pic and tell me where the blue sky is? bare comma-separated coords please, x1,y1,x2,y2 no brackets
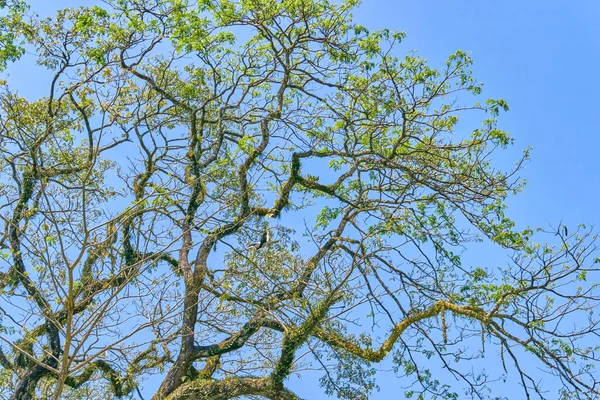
352,2,600,398
356,0,600,234
5,0,600,399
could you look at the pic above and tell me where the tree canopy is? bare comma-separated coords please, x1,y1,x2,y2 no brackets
0,1,599,399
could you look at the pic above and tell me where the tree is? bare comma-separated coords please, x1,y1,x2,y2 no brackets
0,0,599,399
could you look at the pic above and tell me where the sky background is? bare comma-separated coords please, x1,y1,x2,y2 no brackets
353,2,600,398
4,0,600,399
355,0,600,234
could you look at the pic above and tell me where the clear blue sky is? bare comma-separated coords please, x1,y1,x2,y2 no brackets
352,2,600,398
355,0,600,234
5,1,600,399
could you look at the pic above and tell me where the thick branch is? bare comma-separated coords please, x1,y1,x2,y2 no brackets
315,300,489,362
165,377,302,400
